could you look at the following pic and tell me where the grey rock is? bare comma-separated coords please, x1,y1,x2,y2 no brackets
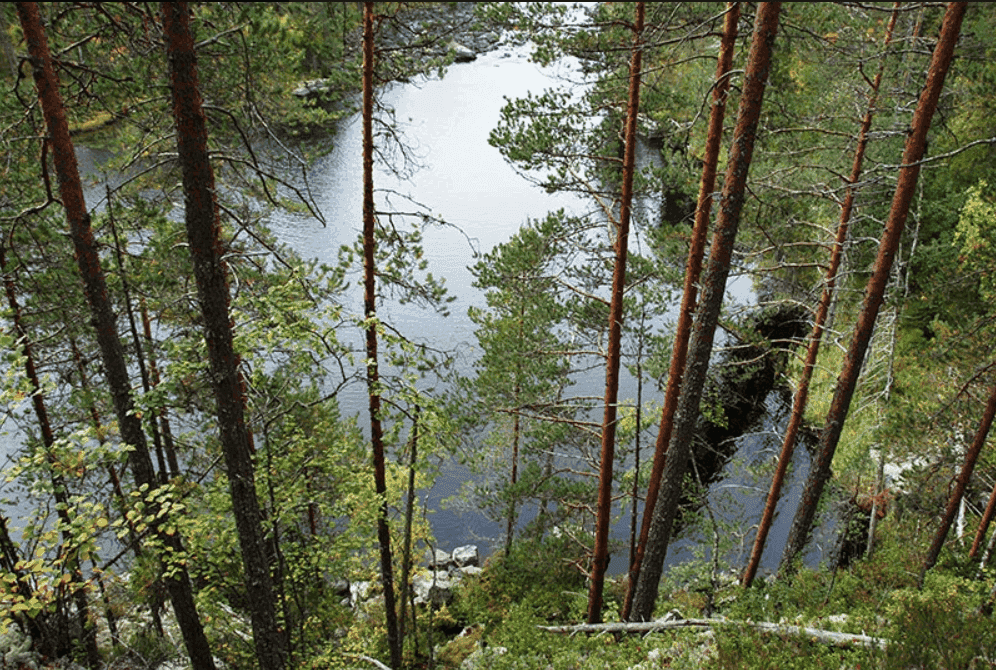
458,565,483,579
426,548,452,569
448,40,476,62
413,570,455,607
451,545,480,567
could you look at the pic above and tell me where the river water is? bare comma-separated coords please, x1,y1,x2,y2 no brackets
265,43,835,576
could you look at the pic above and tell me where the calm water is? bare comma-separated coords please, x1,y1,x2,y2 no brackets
0,40,832,580
265,43,832,575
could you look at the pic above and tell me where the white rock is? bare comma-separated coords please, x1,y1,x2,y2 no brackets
451,545,480,568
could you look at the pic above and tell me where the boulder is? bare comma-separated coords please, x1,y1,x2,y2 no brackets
448,40,476,62
292,78,334,99
413,570,455,608
457,565,483,580
451,545,480,568
349,580,373,608
426,548,452,569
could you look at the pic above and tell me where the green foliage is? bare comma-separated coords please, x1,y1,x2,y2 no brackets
954,180,996,302
451,535,587,632
885,573,996,670
713,626,878,670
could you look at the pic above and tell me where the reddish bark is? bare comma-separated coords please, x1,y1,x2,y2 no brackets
588,0,644,625
923,381,996,581
161,3,285,667
779,1,967,575
971,476,996,559
623,1,739,620
362,3,403,667
629,2,782,622
741,2,900,588
17,3,215,667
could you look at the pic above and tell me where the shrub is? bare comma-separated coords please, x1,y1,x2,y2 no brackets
885,573,996,670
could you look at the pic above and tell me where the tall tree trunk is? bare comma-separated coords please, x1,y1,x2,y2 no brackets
16,4,216,668
741,2,900,588
921,381,996,583
161,3,286,668
587,0,644,625
971,474,996,561
779,1,967,575
629,2,781,622
362,3,403,667
623,1,739,620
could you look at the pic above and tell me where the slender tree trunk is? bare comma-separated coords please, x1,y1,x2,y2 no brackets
921,381,996,583
779,1,967,575
362,4,402,667
399,407,419,648
971,477,996,560
588,0,644,625
141,297,181,476
623,1,739,621
506,383,520,554
505,308,524,555
741,2,900,588
0,241,100,669
16,4,216,667
161,3,285,668
629,2,781,622
106,188,170,482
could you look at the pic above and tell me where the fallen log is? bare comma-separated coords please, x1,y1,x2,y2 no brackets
538,617,889,650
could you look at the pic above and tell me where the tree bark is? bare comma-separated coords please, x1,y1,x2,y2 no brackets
623,1,739,620
629,2,781,622
16,3,216,668
921,380,996,583
741,2,900,588
971,472,996,560
779,1,967,575
161,3,286,668
363,3,403,667
588,0,644,625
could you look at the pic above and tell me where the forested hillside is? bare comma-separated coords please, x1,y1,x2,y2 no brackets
1,3,996,669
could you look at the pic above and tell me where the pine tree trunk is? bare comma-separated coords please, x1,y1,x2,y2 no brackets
363,3,403,667
921,381,996,583
741,2,900,588
623,1,739,620
588,0,644,624
161,3,286,668
16,3,216,667
629,2,781,622
779,1,967,575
